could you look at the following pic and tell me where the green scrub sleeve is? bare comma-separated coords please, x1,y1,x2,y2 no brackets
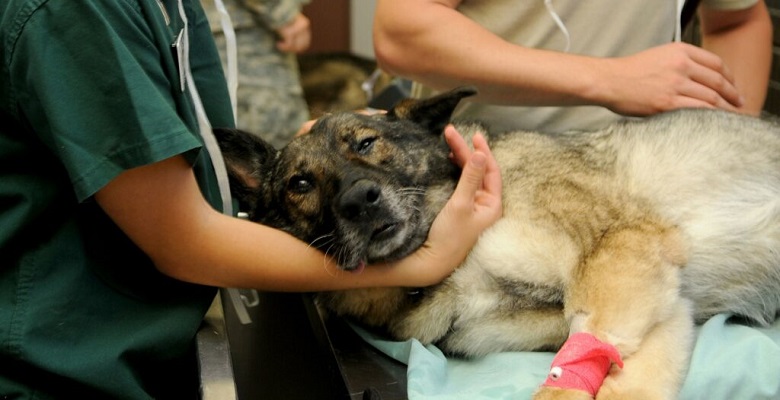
7,1,205,202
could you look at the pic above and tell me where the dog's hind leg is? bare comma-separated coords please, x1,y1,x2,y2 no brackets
533,219,691,400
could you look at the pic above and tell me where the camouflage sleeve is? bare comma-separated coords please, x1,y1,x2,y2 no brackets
239,0,311,30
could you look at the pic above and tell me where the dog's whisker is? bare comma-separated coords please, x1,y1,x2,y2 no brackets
320,241,341,278
308,232,336,249
397,186,426,196
335,247,351,275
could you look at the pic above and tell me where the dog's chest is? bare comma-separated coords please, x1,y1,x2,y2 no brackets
447,253,565,323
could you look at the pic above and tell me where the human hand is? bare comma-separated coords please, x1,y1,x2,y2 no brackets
276,13,311,53
598,42,744,116
397,125,502,287
439,124,502,240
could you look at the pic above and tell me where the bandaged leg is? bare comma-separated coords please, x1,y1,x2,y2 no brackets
542,332,624,396
533,222,688,400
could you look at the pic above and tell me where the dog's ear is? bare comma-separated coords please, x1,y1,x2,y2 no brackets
213,128,277,212
388,86,477,133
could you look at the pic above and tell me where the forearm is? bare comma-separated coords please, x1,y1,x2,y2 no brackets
699,1,772,115
160,209,370,291
95,155,455,291
375,0,745,116
96,137,500,293
373,0,604,107
164,208,459,291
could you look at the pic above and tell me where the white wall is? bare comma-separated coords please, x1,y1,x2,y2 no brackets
350,0,377,59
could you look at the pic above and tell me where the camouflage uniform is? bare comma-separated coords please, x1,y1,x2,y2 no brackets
203,0,311,149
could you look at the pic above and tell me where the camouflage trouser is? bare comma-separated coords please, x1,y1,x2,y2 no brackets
211,17,310,149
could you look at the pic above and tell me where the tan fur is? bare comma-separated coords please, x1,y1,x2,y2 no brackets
321,109,780,399
318,288,408,327
218,88,780,400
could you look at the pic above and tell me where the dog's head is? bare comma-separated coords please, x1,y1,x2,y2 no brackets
216,86,477,271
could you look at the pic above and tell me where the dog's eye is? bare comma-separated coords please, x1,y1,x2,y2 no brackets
356,137,376,155
287,175,314,194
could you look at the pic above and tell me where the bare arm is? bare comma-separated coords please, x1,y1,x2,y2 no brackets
374,0,602,107
373,0,744,116
94,127,501,292
699,0,772,115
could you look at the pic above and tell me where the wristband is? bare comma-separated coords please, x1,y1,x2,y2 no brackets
541,332,624,396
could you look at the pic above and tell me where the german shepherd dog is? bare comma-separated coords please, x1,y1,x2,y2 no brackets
215,87,780,399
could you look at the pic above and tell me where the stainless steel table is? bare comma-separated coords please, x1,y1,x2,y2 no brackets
198,290,407,400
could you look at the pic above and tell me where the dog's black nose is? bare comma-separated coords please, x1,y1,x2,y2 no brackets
338,179,382,220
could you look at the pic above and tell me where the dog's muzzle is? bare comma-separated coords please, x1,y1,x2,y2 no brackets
338,179,383,220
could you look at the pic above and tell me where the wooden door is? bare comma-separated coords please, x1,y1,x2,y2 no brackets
302,0,351,54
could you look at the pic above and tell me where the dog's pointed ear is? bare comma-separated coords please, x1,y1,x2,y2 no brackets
388,86,477,133
213,128,277,211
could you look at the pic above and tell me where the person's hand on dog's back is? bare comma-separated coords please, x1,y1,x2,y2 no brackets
373,0,770,124
592,42,744,116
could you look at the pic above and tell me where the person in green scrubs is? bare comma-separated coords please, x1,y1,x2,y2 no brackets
0,1,502,398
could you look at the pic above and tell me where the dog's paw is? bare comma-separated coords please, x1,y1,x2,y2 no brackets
533,386,593,400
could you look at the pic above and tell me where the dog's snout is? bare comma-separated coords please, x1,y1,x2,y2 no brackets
338,180,382,220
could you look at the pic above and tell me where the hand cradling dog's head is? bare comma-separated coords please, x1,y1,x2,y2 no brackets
216,86,478,271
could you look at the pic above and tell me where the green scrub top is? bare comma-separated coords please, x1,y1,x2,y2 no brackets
0,1,235,398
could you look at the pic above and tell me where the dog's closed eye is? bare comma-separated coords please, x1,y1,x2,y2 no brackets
355,137,376,155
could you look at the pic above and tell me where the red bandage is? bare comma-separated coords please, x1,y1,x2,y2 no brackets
541,332,624,396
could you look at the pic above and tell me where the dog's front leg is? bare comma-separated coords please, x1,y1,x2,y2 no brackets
533,221,691,400
595,300,694,400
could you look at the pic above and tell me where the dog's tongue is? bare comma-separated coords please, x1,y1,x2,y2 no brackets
350,261,366,274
